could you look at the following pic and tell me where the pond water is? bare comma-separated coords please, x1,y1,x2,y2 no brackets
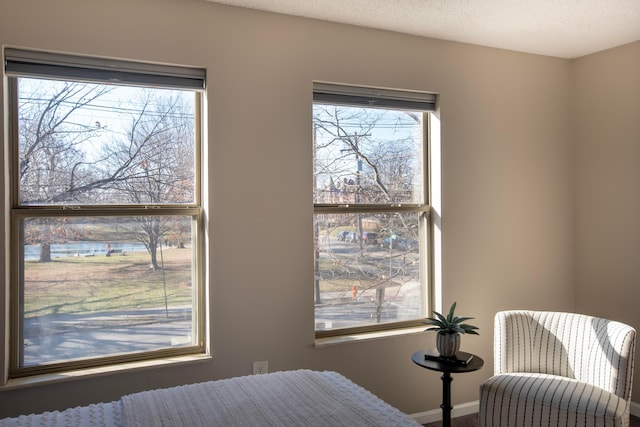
24,241,147,261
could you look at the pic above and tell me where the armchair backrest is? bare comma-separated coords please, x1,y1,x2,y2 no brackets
494,310,636,400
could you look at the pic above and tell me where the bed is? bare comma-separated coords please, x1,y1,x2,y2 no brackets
0,369,421,426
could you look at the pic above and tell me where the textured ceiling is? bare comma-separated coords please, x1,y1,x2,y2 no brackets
205,0,640,58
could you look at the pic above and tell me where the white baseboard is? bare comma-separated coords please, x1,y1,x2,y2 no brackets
411,400,640,424
410,400,479,425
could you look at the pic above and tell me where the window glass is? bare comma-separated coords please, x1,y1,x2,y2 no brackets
314,212,425,331
19,215,195,367
313,106,423,205
17,79,196,206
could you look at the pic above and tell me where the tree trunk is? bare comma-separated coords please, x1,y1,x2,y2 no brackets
39,242,52,263
149,243,160,270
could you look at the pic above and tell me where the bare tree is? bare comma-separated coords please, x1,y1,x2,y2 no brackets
313,105,420,205
18,81,114,204
102,91,195,269
18,80,112,261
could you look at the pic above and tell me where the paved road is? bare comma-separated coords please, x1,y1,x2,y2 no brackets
20,287,421,365
21,307,193,366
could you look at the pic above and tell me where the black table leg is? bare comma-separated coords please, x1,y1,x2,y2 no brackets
440,371,452,427
412,350,484,427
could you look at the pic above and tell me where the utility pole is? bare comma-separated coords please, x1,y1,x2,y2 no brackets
341,132,370,256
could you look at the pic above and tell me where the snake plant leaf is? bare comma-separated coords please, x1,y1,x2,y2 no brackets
434,311,448,324
447,301,457,322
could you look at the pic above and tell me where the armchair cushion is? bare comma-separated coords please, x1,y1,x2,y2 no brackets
480,372,627,426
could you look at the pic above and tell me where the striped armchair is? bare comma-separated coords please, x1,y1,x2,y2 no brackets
479,310,636,426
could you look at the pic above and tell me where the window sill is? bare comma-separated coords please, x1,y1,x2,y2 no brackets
314,326,425,347
1,354,212,392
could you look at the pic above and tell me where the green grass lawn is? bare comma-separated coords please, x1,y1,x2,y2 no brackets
23,248,193,318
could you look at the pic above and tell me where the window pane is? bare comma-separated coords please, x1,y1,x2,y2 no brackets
17,78,196,206
18,215,196,368
314,212,425,331
313,105,423,205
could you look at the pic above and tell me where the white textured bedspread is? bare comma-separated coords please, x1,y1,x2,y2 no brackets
0,402,121,427
121,369,420,426
1,370,420,426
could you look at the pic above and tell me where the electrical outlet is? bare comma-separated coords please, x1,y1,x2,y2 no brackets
252,360,268,375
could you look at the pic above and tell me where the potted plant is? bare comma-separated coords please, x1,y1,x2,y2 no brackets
423,301,479,357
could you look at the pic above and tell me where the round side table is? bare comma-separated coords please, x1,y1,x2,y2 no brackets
411,349,484,427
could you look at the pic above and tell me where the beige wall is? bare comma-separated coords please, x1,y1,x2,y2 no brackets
0,0,576,417
574,41,640,397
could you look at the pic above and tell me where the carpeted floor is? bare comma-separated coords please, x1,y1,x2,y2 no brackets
424,414,640,427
